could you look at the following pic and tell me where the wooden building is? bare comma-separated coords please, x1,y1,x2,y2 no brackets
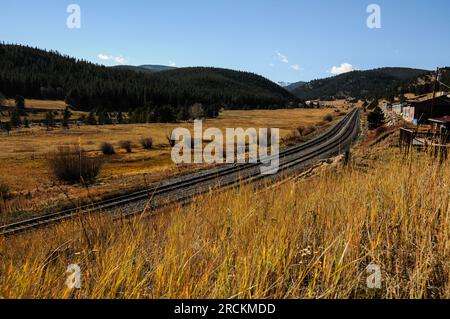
405,95,450,124
429,116,450,135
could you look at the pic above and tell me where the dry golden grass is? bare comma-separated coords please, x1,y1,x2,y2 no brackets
3,99,67,110
0,108,338,216
0,145,448,299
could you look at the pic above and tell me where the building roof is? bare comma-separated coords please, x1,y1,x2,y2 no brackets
407,92,449,103
429,116,450,124
409,95,450,106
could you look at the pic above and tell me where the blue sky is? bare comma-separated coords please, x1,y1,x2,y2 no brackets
1,0,449,83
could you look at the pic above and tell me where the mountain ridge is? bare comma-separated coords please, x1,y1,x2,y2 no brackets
0,44,298,113
292,67,430,100
111,64,177,74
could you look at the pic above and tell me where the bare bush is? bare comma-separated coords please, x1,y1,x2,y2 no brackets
119,140,133,153
140,137,153,150
297,125,316,137
166,134,176,147
47,145,104,184
316,121,328,127
296,126,306,136
0,179,10,198
100,142,115,155
375,126,388,136
323,114,333,122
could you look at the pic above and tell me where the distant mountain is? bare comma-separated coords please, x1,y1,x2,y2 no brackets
0,44,298,114
284,81,307,92
277,81,291,87
292,67,430,100
111,64,176,74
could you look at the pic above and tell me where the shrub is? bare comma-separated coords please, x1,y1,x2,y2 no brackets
323,114,333,122
119,140,133,153
100,142,115,155
298,125,316,136
47,145,103,184
0,179,10,198
140,137,153,150
166,134,176,147
368,106,385,130
304,125,316,135
375,126,388,136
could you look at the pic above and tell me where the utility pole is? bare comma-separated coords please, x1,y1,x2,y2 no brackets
431,67,439,118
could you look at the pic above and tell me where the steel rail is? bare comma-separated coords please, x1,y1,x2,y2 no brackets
0,109,359,236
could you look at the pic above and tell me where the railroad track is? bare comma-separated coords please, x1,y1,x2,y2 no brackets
0,109,360,236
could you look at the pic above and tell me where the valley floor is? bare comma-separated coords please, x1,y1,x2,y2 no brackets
0,130,448,298
0,106,340,223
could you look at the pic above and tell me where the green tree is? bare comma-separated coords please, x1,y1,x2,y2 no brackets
23,117,30,128
10,108,22,127
117,111,124,124
45,111,55,130
2,121,12,135
0,93,6,107
62,106,72,128
177,105,190,121
87,112,97,125
14,95,26,114
97,110,111,125
155,105,176,123
367,106,385,130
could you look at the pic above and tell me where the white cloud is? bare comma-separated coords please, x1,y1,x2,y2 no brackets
97,54,111,60
275,51,289,64
169,61,177,67
97,54,127,65
114,56,126,64
330,63,354,75
291,64,301,71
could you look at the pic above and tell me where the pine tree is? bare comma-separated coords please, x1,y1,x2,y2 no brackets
87,112,97,125
10,108,22,127
15,95,25,108
3,122,11,135
367,106,385,130
45,111,55,130
62,106,72,128
0,92,6,107
117,111,124,124
177,105,190,121
23,117,30,128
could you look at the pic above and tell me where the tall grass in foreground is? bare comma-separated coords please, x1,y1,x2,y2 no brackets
0,149,448,299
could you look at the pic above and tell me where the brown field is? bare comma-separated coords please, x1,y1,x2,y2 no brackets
0,106,341,220
0,133,448,299
3,99,67,110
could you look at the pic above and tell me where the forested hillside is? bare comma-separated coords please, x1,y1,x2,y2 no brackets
111,64,176,74
292,67,429,100
394,67,450,96
0,44,298,112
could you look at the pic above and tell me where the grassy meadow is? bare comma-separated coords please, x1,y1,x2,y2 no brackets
0,135,448,298
0,102,341,219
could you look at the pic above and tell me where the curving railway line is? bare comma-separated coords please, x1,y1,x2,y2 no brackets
0,108,360,236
